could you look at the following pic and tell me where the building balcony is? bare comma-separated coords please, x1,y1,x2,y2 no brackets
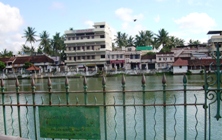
64,38,105,44
208,35,222,43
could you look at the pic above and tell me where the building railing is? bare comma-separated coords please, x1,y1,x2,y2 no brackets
0,72,221,140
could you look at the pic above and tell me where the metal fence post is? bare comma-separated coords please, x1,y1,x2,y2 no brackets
102,76,107,140
83,76,88,105
48,77,52,105
1,78,6,135
16,78,22,137
162,74,167,140
183,74,187,140
65,76,69,105
122,74,126,140
31,78,37,139
141,74,146,140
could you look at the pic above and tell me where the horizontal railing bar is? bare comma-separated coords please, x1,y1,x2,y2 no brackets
1,88,204,94
0,103,205,107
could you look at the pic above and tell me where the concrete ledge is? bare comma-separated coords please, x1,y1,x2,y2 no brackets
0,134,29,140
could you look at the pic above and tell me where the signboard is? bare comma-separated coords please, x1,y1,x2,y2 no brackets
39,106,100,139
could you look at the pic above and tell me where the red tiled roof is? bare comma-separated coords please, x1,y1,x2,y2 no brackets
173,58,188,66
188,59,221,66
14,55,54,64
26,65,40,71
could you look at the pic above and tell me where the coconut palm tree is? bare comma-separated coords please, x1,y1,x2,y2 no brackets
0,49,13,58
127,36,134,47
39,31,52,55
134,30,153,47
23,27,37,51
21,44,35,55
114,32,128,48
51,33,65,56
156,28,169,48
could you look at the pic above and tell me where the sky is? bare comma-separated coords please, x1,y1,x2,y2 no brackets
0,0,221,54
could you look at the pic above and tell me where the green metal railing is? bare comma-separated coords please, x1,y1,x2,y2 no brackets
0,45,222,140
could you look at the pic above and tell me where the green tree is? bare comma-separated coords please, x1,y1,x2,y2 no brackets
21,44,35,55
156,28,169,48
51,33,65,56
114,32,128,48
134,30,153,46
23,27,37,54
39,31,52,55
23,62,32,69
0,49,13,58
0,61,6,71
127,36,134,47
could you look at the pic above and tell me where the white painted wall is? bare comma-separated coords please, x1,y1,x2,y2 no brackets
173,66,188,74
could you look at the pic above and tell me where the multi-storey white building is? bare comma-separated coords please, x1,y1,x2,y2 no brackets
64,22,112,70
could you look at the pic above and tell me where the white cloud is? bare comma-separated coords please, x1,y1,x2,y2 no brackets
0,2,25,54
115,8,145,37
50,2,65,10
115,8,144,22
154,15,160,23
84,20,94,28
174,12,216,34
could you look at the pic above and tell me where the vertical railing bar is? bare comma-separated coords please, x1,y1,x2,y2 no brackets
203,66,208,140
183,74,187,140
122,74,126,140
113,96,117,140
173,95,177,140
133,96,137,140
83,76,87,105
162,74,167,140
10,96,15,135
65,76,69,105
153,96,157,140
25,96,30,139
194,94,199,140
141,74,146,140
31,77,37,140
16,78,22,137
102,76,107,140
1,78,7,135
48,77,52,105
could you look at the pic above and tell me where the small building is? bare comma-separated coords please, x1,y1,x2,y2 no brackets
173,58,188,74
141,54,156,70
156,52,174,70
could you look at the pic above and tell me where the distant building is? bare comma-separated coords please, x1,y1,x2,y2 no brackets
155,52,174,70
172,58,188,74
64,22,112,70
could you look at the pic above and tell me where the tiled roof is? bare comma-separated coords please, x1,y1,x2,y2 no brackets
26,65,40,71
141,54,156,59
14,55,54,64
188,59,221,66
173,58,188,66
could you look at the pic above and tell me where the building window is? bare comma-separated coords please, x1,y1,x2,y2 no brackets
76,37,79,40
68,37,70,40
81,36,84,39
100,25,105,28
92,56,95,59
101,45,105,48
74,57,76,61
159,58,161,61
78,56,81,60
82,56,85,60
92,36,94,39
87,36,90,39
87,46,90,50
170,58,172,60
112,55,114,59
179,66,182,68
101,55,105,58
74,47,76,51
116,55,119,58
100,35,105,38
69,47,71,51
82,46,85,50
77,46,80,50
69,56,72,60
72,37,75,40
120,55,123,58
92,46,94,50
135,54,140,59
87,56,90,59
108,55,109,59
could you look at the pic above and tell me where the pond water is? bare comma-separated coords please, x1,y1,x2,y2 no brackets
0,74,222,140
